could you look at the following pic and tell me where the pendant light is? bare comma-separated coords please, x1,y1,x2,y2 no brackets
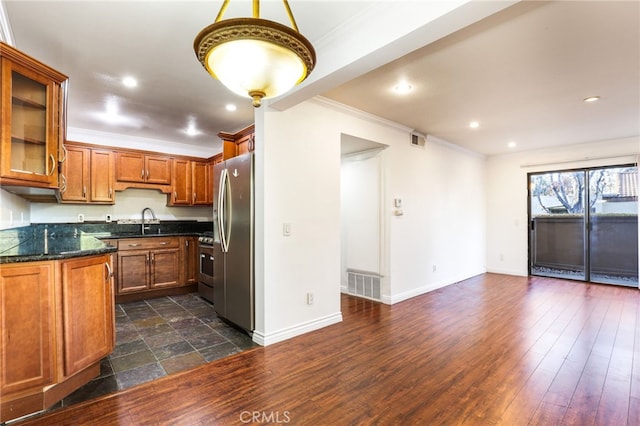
194,0,316,107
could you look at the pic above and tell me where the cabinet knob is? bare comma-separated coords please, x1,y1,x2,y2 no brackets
128,243,141,247
141,169,144,179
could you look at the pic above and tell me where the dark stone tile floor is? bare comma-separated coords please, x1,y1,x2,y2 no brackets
55,293,257,410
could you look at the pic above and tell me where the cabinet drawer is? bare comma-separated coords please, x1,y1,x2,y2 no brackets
117,237,179,251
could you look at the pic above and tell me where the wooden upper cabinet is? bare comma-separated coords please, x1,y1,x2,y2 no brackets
90,149,115,203
60,145,90,202
115,152,170,185
218,124,254,161
191,161,209,205
206,161,215,204
170,158,191,206
115,152,145,183
145,155,171,185
59,144,114,204
0,42,67,189
168,159,212,206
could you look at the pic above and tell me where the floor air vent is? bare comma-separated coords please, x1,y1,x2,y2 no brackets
347,269,381,301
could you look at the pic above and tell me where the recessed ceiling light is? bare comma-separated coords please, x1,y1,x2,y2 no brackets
122,76,137,88
184,119,201,137
225,104,237,112
469,121,480,129
394,81,413,94
507,141,517,148
583,96,600,103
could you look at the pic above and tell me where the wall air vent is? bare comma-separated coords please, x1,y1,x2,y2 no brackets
347,269,381,301
410,132,426,148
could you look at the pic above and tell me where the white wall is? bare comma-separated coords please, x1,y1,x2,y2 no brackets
386,134,487,303
0,188,31,229
486,136,640,276
253,97,488,345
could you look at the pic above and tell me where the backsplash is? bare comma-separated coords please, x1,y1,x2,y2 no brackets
29,188,213,224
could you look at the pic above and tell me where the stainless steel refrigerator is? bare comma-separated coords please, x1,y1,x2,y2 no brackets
212,152,254,333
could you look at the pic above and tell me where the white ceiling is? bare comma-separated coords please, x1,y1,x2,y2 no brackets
3,1,639,157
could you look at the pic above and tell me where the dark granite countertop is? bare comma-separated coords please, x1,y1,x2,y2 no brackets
0,221,213,264
0,232,117,264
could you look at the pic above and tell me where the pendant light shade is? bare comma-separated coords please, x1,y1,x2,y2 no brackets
194,1,316,107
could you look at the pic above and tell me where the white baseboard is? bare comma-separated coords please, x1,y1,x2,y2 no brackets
252,312,343,346
386,269,487,305
486,267,528,277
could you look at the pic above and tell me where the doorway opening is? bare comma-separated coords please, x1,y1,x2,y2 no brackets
528,164,638,287
340,134,388,301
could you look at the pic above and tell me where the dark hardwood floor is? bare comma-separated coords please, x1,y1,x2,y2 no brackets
14,273,640,425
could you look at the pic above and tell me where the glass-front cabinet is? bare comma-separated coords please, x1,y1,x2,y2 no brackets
0,42,67,188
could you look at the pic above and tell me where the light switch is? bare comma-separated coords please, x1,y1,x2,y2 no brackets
283,223,291,236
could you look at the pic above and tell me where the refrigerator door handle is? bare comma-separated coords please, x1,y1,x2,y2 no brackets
218,168,231,253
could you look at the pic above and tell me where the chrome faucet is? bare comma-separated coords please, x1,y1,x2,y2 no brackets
141,207,157,235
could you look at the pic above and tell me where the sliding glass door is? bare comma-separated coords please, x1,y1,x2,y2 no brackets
529,165,638,287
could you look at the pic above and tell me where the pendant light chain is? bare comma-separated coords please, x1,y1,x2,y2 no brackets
215,0,230,22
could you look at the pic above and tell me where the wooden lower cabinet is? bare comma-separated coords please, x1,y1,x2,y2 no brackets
59,256,115,377
117,237,181,299
114,236,198,302
0,254,114,423
0,262,55,399
181,236,198,286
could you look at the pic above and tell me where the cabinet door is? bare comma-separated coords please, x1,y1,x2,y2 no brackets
1,58,59,186
90,149,114,203
0,262,54,395
191,161,209,205
170,159,191,205
60,145,89,202
115,152,145,183
60,255,114,377
145,155,171,185
181,237,198,285
117,250,150,294
150,248,180,288
206,162,215,204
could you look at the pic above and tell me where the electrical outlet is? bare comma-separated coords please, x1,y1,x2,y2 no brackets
78,213,85,223
306,292,314,305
